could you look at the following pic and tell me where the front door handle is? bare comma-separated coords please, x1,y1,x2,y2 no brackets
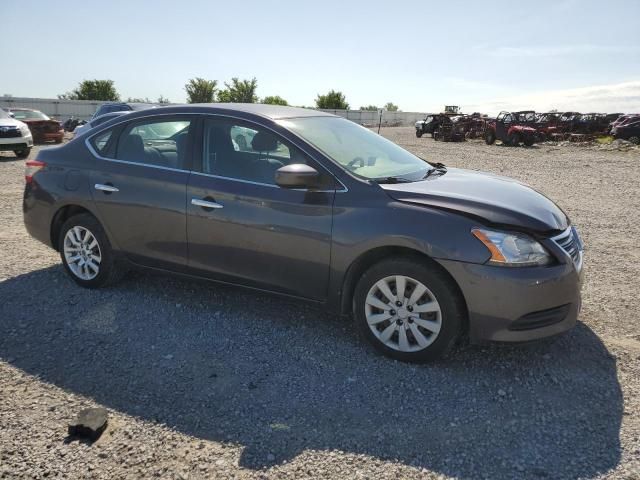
95,183,119,193
191,198,223,209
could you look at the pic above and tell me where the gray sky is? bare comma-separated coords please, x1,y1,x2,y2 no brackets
1,0,639,114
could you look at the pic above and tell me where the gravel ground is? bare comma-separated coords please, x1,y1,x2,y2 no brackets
0,129,639,479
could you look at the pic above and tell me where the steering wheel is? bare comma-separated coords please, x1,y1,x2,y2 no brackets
347,157,365,170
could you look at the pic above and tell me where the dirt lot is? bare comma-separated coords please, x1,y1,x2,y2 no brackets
1,128,639,479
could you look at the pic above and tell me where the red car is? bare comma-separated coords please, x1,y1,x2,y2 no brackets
485,111,537,146
8,108,64,144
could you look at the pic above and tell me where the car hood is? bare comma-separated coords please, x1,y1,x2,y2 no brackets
380,167,569,233
0,118,27,129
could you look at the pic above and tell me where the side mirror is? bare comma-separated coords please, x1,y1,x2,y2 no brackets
8,112,15,118
275,164,321,189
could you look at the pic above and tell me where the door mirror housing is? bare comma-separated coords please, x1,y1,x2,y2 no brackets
275,164,321,189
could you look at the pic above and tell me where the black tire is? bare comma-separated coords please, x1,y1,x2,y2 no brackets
58,213,127,289
523,136,535,147
508,132,520,146
629,136,640,145
14,148,31,159
484,131,496,145
433,131,440,141
353,256,465,363
416,130,423,138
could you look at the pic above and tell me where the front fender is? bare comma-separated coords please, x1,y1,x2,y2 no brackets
327,195,491,312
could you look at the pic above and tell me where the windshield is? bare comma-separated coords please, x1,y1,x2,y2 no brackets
277,117,432,181
11,109,50,120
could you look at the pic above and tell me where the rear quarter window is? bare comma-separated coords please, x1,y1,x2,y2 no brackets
89,129,114,157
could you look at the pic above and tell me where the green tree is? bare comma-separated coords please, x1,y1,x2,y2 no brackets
184,78,217,103
217,77,258,103
315,90,349,110
262,95,288,106
384,102,399,112
58,80,120,101
360,105,379,111
157,95,170,104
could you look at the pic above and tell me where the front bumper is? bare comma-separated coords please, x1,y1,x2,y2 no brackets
437,257,583,344
0,133,33,150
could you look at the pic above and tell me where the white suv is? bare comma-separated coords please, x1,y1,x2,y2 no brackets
0,108,33,158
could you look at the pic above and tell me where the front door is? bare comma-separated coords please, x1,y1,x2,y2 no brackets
186,117,335,300
88,116,194,270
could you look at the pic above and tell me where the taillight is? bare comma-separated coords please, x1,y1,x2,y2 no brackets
25,160,46,184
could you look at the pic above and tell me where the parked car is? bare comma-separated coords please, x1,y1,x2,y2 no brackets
7,108,64,144
612,119,640,144
23,104,584,362
91,102,157,120
0,108,33,158
485,111,537,146
73,111,130,138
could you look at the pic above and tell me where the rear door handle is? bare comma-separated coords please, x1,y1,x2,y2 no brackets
191,198,223,209
94,183,119,193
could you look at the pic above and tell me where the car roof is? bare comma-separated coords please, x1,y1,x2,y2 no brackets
185,103,335,119
111,103,336,121
8,107,39,112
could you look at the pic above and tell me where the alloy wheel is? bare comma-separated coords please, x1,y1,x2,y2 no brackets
63,226,102,281
364,275,442,352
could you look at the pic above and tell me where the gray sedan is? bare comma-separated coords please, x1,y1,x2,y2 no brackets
23,104,584,362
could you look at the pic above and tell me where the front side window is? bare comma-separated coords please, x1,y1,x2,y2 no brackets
203,118,308,185
276,116,432,181
115,119,191,169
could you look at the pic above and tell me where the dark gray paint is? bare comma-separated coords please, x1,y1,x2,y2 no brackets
23,104,583,344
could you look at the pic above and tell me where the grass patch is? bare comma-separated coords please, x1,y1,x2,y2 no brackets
595,136,614,144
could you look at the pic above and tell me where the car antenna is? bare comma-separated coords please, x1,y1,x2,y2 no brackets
377,109,383,134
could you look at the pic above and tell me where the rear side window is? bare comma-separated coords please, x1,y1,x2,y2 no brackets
115,118,192,170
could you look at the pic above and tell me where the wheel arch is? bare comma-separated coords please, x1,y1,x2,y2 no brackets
50,204,101,251
339,246,469,332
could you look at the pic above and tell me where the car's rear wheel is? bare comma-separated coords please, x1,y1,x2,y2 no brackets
485,131,496,145
629,136,640,145
416,130,423,138
14,148,31,159
58,213,126,288
354,257,464,362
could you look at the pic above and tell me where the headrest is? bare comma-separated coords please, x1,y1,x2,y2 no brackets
251,131,279,152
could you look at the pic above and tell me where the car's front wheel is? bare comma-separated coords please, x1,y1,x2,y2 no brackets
14,148,31,159
58,213,126,288
354,257,464,362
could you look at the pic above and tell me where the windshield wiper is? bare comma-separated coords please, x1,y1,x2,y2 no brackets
423,164,447,180
371,176,415,184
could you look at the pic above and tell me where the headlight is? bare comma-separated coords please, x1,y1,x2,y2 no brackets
472,228,551,267
20,124,30,135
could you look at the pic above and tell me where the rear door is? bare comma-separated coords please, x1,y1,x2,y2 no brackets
87,115,194,270
186,116,336,300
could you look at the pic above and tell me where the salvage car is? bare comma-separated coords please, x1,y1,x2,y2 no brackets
414,115,438,138
0,108,33,158
8,108,64,144
485,111,537,146
23,104,584,362
612,118,640,144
